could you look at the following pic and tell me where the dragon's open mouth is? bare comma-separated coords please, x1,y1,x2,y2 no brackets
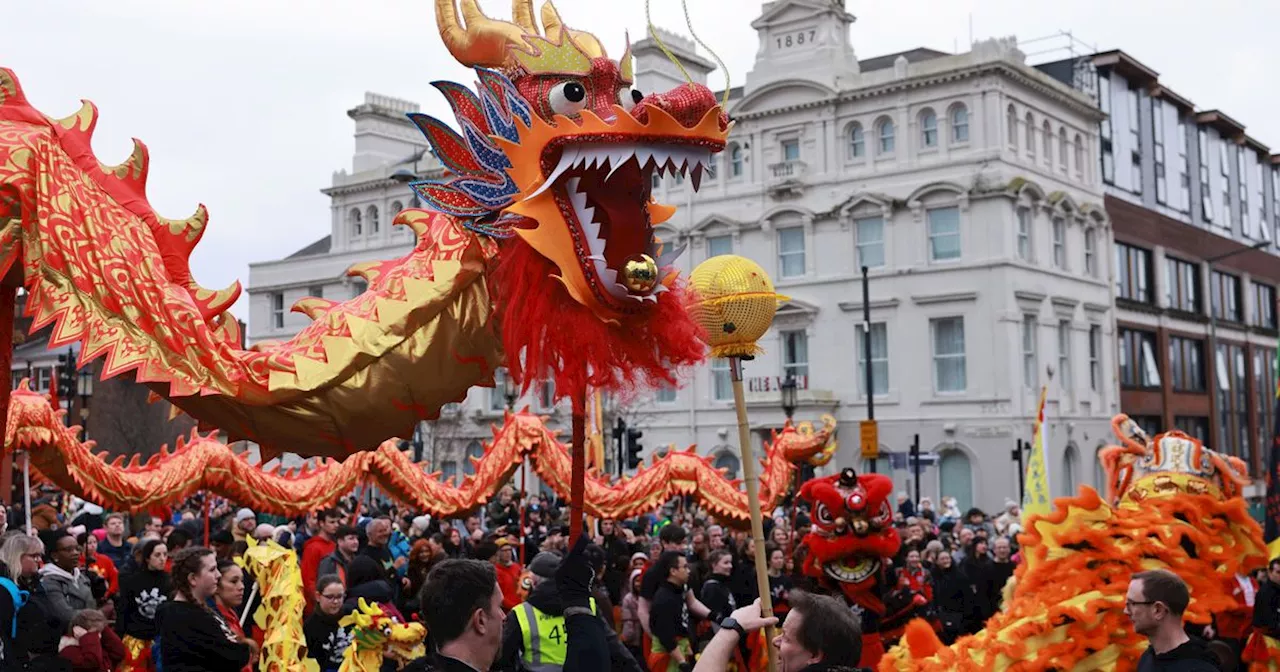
535,142,714,307
824,557,880,584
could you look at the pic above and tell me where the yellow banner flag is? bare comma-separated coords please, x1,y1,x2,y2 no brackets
1022,385,1052,520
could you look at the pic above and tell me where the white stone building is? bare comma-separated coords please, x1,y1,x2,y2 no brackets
247,0,1121,512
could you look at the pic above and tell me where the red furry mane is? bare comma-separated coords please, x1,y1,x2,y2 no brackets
488,237,705,400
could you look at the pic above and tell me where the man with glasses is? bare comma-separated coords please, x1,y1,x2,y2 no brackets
1125,569,1220,670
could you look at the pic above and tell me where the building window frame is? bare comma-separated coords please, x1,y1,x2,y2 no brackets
927,206,961,262
1152,98,1167,205
1118,328,1161,389
920,109,938,148
1114,242,1153,304
270,292,285,329
1252,281,1277,329
780,329,809,379
711,358,732,401
950,104,970,144
1051,217,1066,269
1098,74,1114,184
1168,336,1206,393
777,227,806,278
1016,207,1032,262
1210,270,1242,323
1022,314,1038,389
1088,325,1102,392
846,123,865,160
854,217,885,269
857,322,889,398
706,234,733,258
1057,320,1072,389
931,316,967,394
877,117,896,155
1084,229,1097,277
1165,256,1202,314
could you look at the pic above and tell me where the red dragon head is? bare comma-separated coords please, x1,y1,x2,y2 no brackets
418,0,729,397
798,468,900,597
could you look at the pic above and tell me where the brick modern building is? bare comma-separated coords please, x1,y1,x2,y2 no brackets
1041,52,1280,492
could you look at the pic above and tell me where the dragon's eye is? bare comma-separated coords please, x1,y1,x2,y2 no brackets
618,87,643,112
814,502,834,526
549,81,589,116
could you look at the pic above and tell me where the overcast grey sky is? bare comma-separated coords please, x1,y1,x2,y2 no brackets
3,1,1274,322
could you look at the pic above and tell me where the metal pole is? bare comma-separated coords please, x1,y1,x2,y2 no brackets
862,265,876,473
730,357,778,672
1014,439,1026,504
22,453,31,535
911,434,921,508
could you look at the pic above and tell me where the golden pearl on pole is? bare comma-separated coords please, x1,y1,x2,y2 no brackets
621,254,659,293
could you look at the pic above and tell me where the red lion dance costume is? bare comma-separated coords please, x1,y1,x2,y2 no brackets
798,468,926,667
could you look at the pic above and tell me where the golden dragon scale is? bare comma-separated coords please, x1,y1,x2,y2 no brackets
881,415,1275,671
5,380,836,521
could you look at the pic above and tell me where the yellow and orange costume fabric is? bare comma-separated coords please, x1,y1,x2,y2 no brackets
881,415,1272,671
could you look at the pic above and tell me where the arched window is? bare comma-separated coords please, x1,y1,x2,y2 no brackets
1006,105,1018,148
348,208,363,237
1063,442,1079,496
950,104,969,143
367,205,380,235
919,109,938,148
729,143,743,177
464,440,485,474
847,123,865,160
939,449,973,511
1058,128,1068,171
1073,134,1085,177
877,117,896,155
441,460,458,483
1025,113,1035,158
713,451,741,480
390,201,406,237
391,200,404,214
1042,120,1052,163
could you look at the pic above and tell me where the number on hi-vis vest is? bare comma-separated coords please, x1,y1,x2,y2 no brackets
547,623,564,645
776,30,816,50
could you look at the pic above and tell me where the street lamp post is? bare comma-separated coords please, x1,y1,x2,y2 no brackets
77,365,93,441
1205,241,1267,457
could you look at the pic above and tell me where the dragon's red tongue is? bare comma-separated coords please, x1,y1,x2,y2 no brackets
573,163,649,271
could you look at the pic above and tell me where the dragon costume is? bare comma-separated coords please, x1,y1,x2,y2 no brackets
881,415,1268,671
4,378,836,520
0,0,728,460
795,468,928,667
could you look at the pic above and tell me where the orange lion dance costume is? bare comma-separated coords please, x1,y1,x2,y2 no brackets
880,414,1268,671
0,0,728,462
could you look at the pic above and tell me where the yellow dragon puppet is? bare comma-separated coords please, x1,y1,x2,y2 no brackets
881,414,1269,671
0,0,729,461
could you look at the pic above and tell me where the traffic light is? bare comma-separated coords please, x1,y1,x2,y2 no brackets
56,354,76,398
625,427,644,470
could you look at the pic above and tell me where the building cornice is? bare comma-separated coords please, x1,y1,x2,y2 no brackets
734,60,1102,122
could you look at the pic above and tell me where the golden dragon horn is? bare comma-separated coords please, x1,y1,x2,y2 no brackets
539,0,606,58
435,0,532,68
511,0,541,35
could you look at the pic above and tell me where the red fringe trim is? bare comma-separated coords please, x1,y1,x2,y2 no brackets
489,238,705,400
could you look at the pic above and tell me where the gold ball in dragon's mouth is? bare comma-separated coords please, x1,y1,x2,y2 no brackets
621,254,659,293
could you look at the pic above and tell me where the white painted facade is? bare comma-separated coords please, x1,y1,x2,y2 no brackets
246,1,1121,512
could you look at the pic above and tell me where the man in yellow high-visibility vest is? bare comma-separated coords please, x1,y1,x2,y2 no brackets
495,551,643,672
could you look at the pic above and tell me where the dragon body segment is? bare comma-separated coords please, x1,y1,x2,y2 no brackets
5,380,836,521
0,0,729,459
880,415,1267,671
